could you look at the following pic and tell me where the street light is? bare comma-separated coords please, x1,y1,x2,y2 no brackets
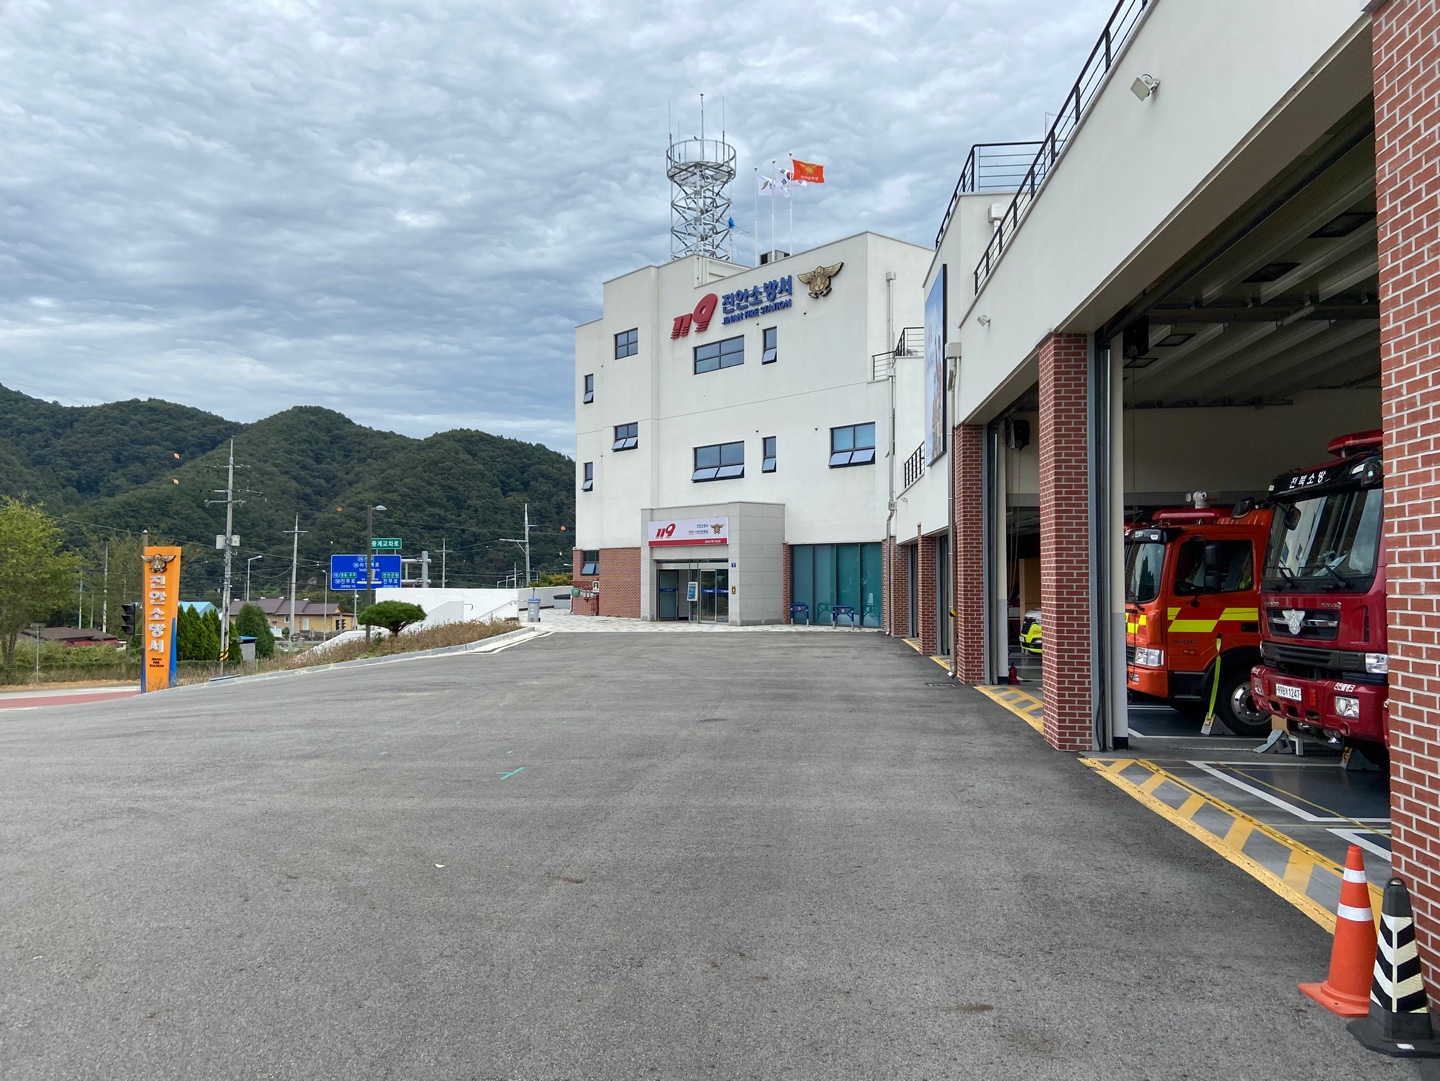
365,504,387,639
246,554,264,603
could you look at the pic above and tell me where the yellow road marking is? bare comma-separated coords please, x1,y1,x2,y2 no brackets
974,684,1045,734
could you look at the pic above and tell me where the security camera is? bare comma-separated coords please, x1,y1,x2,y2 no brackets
1131,74,1160,101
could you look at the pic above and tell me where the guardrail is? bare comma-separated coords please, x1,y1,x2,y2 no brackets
970,0,1152,291
902,443,926,491
935,141,1044,247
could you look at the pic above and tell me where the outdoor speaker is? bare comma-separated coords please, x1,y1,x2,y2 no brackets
1123,317,1149,360
1004,417,1031,451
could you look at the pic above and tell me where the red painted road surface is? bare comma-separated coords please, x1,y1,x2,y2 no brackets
0,690,140,710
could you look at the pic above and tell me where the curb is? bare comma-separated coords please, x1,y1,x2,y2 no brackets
170,626,548,692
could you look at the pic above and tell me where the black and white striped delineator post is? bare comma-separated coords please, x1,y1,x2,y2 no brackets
1348,877,1440,1058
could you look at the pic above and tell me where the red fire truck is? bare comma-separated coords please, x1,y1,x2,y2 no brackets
1242,431,1388,760
1125,508,1274,737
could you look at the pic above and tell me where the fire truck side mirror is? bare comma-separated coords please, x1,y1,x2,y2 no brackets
1203,542,1223,592
1231,498,1255,519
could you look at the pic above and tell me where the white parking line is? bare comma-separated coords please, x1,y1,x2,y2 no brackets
1327,827,1392,863
1188,760,1357,823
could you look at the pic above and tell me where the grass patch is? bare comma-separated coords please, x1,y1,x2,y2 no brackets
290,619,520,667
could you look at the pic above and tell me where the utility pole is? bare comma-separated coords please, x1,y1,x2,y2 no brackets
285,515,307,649
499,503,533,588
206,440,249,674
440,538,447,588
101,542,109,634
77,572,84,628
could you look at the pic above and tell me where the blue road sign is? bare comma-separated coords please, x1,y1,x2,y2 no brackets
330,554,401,591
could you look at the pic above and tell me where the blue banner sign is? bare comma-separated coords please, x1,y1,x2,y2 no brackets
330,554,401,590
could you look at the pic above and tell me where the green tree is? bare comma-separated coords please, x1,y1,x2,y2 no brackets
176,604,202,660
235,603,275,659
358,601,427,637
0,499,82,668
199,607,221,662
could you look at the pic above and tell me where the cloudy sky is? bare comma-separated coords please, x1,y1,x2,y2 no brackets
0,0,1111,454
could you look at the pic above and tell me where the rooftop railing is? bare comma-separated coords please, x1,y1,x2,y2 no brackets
935,142,1044,247
969,0,1153,293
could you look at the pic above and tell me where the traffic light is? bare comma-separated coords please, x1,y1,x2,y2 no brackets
121,602,139,638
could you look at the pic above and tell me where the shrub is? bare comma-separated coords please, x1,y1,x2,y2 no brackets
357,601,427,637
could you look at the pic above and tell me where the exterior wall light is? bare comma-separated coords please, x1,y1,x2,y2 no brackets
977,315,991,327
1131,74,1160,101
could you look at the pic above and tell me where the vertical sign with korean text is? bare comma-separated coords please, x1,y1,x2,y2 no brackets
141,546,181,692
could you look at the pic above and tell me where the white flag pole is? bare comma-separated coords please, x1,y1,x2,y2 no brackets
787,151,794,256
753,166,760,267
770,158,777,261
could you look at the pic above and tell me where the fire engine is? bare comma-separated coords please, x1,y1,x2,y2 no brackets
1241,431,1388,761
1124,506,1274,737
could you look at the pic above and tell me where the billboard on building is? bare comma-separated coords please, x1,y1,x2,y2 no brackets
926,265,947,464
648,517,729,546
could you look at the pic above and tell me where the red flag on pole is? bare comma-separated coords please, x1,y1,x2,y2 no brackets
790,159,825,184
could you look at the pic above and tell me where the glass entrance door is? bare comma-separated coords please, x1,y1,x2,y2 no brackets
657,569,679,620
699,569,730,622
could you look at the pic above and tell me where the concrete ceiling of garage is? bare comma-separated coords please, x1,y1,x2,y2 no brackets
1117,125,1379,409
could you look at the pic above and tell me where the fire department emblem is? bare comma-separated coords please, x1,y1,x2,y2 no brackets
1282,609,1306,636
146,553,176,574
710,524,724,534
797,262,843,298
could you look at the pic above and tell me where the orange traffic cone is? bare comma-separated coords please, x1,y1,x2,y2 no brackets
1301,845,1378,1017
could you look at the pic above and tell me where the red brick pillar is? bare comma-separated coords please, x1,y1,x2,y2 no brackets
596,547,641,618
885,538,907,637
1375,0,1440,983
571,547,595,616
917,531,938,655
783,544,793,624
953,424,987,682
1038,333,1093,751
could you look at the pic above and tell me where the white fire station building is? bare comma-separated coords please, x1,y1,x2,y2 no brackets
572,232,931,625
577,0,1440,991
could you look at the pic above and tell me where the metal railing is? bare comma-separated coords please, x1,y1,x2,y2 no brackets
902,443,926,491
935,141,1044,247
970,0,1153,291
871,327,926,380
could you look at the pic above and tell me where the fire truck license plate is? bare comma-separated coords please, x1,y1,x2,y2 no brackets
1275,683,1303,702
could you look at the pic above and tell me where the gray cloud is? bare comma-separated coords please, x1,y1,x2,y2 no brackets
0,0,1114,452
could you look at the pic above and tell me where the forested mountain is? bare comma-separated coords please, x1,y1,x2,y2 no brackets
0,385,575,609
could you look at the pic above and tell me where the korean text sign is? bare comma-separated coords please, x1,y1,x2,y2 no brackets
141,546,181,692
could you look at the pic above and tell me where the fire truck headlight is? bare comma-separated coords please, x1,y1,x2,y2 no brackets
1334,695,1361,719
1134,648,1164,667
1365,653,1389,675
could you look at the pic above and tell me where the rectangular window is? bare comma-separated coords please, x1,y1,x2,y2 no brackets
694,335,744,374
583,373,594,404
693,440,745,482
790,542,884,627
761,326,778,364
582,461,593,492
762,436,776,473
614,329,638,358
613,421,638,451
830,422,877,468
581,550,599,575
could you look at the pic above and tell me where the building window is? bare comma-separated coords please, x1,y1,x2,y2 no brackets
613,422,638,451
830,422,877,468
791,543,884,627
761,326,778,364
581,550,599,575
693,440,745,482
583,373,594,404
582,461,593,491
762,436,777,473
615,329,638,358
694,335,744,374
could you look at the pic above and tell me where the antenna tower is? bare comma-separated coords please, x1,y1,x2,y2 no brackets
667,95,736,261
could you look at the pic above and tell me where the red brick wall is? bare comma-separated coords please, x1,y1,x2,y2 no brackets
570,546,641,618
1038,333,1093,751
953,424,986,682
918,531,938,655
783,544,793,624
886,538,911,637
1375,0,1440,984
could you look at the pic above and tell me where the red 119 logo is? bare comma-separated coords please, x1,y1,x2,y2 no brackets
670,294,718,339
655,523,677,539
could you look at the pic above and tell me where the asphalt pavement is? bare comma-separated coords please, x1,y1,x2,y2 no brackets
0,632,1413,1080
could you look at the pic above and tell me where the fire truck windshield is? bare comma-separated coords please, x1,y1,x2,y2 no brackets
1264,486,1382,591
1125,541,1166,604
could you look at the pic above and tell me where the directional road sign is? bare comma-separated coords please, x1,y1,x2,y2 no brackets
330,554,401,590
370,537,403,551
